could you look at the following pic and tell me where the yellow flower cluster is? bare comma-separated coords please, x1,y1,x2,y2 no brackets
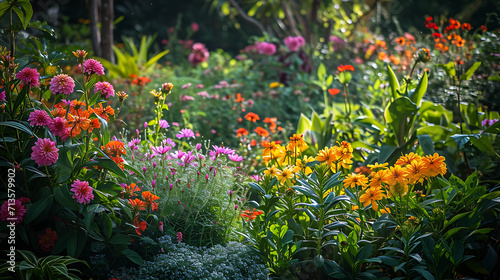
343,152,447,211
315,141,354,173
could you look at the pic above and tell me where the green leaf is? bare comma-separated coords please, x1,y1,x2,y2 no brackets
101,213,113,240
469,134,499,157
24,190,53,224
356,243,373,262
318,63,326,81
0,121,35,137
413,268,435,280
56,147,73,184
410,71,428,106
82,157,126,178
143,49,170,69
437,61,456,78
85,77,97,92
460,61,481,81
386,97,418,146
19,0,33,29
0,1,10,19
443,227,466,240
417,134,434,155
248,182,265,195
110,234,132,245
53,185,79,210
387,64,400,99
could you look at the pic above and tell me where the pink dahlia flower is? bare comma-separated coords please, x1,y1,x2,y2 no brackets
83,58,105,76
0,199,27,225
188,43,209,66
70,179,94,204
50,74,75,95
28,109,52,126
49,117,71,140
31,138,59,166
15,67,40,87
284,36,305,52
94,81,115,98
257,42,276,56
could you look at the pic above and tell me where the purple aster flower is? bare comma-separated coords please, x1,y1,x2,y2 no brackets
228,153,244,162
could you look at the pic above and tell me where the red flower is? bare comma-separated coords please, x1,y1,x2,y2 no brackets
244,112,260,122
337,65,354,72
255,127,270,137
328,88,340,96
236,128,249,137
38,228,59,253
133,215,147,235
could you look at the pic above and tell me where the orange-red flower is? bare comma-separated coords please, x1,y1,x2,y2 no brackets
236,128,248,137
240,208,264,221
66,109,91,137
244,112,260,122
337,64,355,72
255,126,269,137
93,103,115,121
129,198,147,212
133,215,147,235
142,191,160,211
328,88,340,96
235,93,244,103
122,183,140,198
102,140,126,158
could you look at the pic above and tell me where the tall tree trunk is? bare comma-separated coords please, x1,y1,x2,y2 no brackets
101,0,114,63
89,0,101,57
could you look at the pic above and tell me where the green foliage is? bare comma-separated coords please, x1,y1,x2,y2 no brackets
110,235,269,280
100,35,169,78
0,250,88,280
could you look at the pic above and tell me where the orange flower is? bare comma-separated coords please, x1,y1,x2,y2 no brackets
337,64,355,72
421,153,447,176
129,198,147,211
244,112,260,122
395,37,405,46
369,170,390,188
287,133,308,153
359,186,385,211
89,118,101,132
255,126,269,137
235,93,244,103
66,109,91,137
142,191,160,211
93,103,115,121
343,173,368,189
328,88,340,96
123,183,140,197
240,208,264,221
387,165,408,186
395,152,421,167
250,139,257,146
133,215,147,235
102,140,126,158
236,128,248,137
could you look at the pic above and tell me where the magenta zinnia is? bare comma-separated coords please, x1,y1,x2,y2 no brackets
0,199,27,225
82,58,105,76
31,138,59,166
49,117,70,140
94,81,115,98
70,179,94,204
50,74,75,95
28,109,52,126
15,67,40,87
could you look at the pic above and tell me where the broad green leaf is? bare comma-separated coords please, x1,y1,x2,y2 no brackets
248,182,265,195
437,61,456,77
417,134,434,155
387,64,400,99
121,249,144,265
470,134,499,157
109,234,131,245
24,189,53,224
460,61,481,81
143,49,170,69
410,71,428,106
296,114,311,134
386,97,418,145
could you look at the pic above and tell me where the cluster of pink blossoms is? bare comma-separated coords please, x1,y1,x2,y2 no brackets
283,36,305,52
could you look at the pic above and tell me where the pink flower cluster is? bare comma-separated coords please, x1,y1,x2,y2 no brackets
83,58,105,76
283,36,305,52
257,42,276,56
0,199,27,225
70,179,94,204
28,110,70,140
15,68,40,87
31,138,59,166
50,74,75,95
95,81,115,98
188,43,209,66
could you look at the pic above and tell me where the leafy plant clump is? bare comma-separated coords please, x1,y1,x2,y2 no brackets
110,235,270,280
